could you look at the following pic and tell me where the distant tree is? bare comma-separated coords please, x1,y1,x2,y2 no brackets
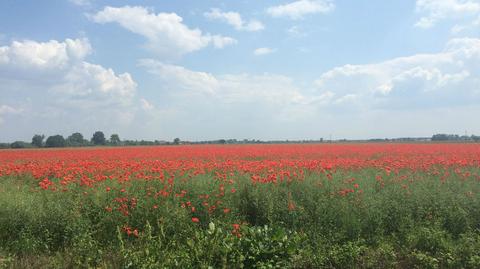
45,135,66,148
91,131,106,145
110,134,121,145
433,134,464,141
218,139,226,144
67,132,86,146
173,138,181,145
0,143,10,149
472,135,480,142
31,134,45,147
11,141,31,149
432,134,453,141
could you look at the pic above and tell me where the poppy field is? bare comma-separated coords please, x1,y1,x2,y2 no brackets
1,144,480,268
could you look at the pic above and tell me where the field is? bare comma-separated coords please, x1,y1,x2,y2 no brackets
1,144,480,268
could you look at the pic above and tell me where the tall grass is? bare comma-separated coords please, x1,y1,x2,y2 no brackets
1,167,480,268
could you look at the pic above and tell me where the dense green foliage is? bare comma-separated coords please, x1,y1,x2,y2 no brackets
9,141,33,149
1,168,480,268
31,134,45,148
45,135,66,148
110,134,121,146
431,134,480,142
66,132,89,147
91,131,107,145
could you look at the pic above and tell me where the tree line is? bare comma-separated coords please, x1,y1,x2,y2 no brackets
1,132,479,149
1,131,182,149
431,134,480,142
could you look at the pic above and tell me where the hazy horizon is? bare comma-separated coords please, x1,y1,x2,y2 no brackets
1,0,479,142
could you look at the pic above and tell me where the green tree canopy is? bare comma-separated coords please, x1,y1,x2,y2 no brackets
11,141,31,149
91,131,106,145
31,134,45,147
45,135,66,148
110,134,121,145
67,132,86,146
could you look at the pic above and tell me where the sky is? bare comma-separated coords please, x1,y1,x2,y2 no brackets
0,0,479,142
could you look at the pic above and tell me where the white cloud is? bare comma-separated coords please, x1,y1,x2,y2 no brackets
267,0,335,20
134,38,480,139
0,38,147,137
0,105,20,114
138,59,218,95
91,6,236,58
140,98,154,111
2,34,480,140
69,0,91,6
0,38,91,69
286,26,307,37
139,59,307,106
204,8,264,32
136,59,321,140
210,35,238,48
314,37,480,110
415,0,480,29
0,105,22,124
253,47,276,56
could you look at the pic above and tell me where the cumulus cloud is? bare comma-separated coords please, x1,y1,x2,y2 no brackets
253,47,276,56
138,59,218,95
314,37,480,110
415,0,480,29
0,38,149,138
138,59,309,105
91,6,237,57
137,59,319,139
204,8,264,32
0,105,22,124
134,38,480,139
210,35,237,49
267,0,335,20
0,38,91,70
2,35,479,140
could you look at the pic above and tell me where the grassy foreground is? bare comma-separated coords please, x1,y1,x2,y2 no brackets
1,168,480,268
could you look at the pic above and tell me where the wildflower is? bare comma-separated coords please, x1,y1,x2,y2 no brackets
232,224,241,238
191,217,200,223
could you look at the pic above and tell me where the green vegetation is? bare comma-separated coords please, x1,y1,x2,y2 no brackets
91,131,107,146
45,135,66,148
1,132,480,150
1,168,480,268
31,135,45,148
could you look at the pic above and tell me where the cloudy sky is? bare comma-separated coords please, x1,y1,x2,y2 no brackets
1,0,479,141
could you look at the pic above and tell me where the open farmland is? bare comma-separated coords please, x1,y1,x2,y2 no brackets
1,144,480,268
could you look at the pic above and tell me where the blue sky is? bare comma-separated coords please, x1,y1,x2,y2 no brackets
1,0,479,141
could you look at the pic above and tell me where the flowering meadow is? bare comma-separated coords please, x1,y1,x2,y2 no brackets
1,144,480,268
